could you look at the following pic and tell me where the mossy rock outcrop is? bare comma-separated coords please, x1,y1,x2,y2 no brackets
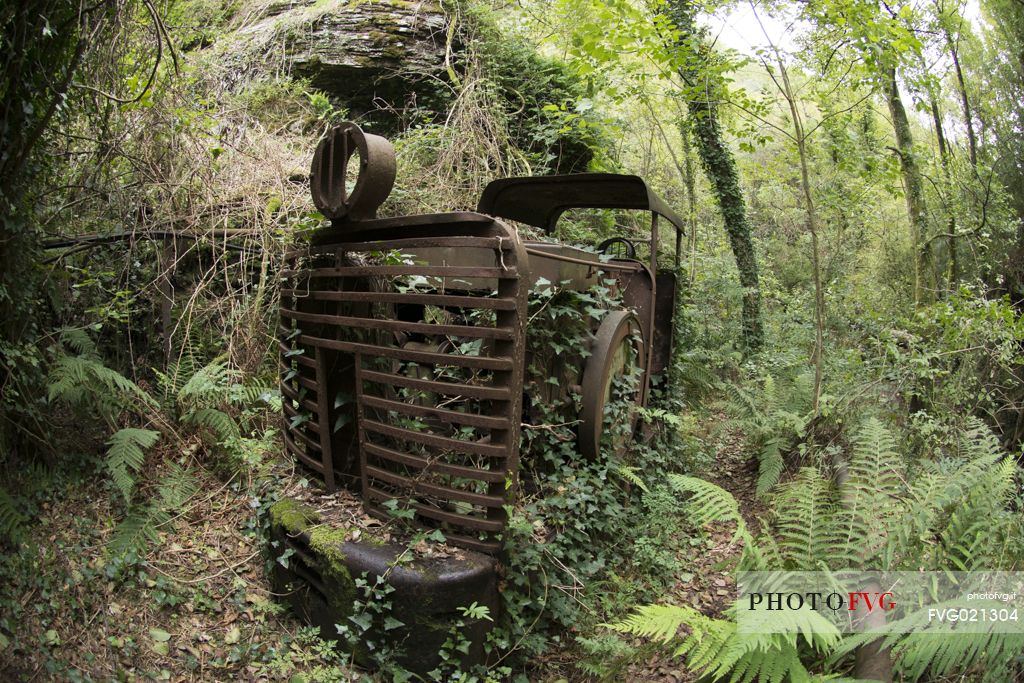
231,0,449,115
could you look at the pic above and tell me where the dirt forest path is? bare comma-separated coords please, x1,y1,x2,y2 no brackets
621,418,767,682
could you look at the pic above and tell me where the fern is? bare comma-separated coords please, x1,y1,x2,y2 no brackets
832,418,902,565
106,428,160,503
629,414,1024,681
0,487,27,544
608,602,839,683
108,463,197,555
774,467,839,569
720,381,761,424
60,327,98,358
616,465,649,493
178,358,239,407
755,437,784,497
48,354,156,421
829,600,1024,681
668,474,750,544
182,407,240,441
108,503,162,553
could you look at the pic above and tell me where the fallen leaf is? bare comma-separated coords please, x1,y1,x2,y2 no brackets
149,628,171,643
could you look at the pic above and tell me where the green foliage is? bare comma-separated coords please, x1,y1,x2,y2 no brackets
620,417,1024,680
106,461,196,555
48,351,157,423
668,474,750,545
719,360,817,498
0,488,27,546
608,602,839,683
106,428,161,504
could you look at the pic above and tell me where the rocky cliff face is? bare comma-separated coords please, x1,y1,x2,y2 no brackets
233,0,449,114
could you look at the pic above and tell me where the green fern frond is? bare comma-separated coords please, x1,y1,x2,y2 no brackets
617,465,649,493
668,474,750,543
49,355,157,415
229,383,277,406
177,359,238,407
156,462,199,511
107,463,198,555
833,418,902,563
830,602,1024,681
106,428,160,503
756,437,784,497
609,602,832,683
108,504,161,554
775,467,840,569
675,356,716,403
60,328,98,358
720,381,762,423
606,603,702,642
0,487,27,544
183,407,240,442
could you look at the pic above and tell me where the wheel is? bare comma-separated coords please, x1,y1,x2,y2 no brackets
596,237,636,259
578,310,646,459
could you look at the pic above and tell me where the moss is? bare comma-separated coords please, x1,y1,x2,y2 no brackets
307,525,350,565
269,498,320,535
308,526,358,618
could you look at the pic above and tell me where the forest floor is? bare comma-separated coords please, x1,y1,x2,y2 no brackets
0,445,356,682
618,419,764,682
1,415,758,682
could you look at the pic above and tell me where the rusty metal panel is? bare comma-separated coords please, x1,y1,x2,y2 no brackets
279,218,528,554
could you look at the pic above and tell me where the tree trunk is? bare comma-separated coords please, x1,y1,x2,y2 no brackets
943,24,978,168
665,1,764,350
928,88,959,290
776,58,824,414
883,65,931,306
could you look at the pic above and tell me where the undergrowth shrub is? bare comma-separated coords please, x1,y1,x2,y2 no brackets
612,416,1024,681
488,277,694,673
871,287,1024,451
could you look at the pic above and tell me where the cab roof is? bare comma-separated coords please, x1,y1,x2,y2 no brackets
477,173,685,234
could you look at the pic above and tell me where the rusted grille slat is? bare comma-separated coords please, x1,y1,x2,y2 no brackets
363,442,507,483
294,334,514,371
280,383,319,414
360,370,510,401
284,430,323,464
361,395,506,429
282,370,319,393
281,289,517,310
291,445,327,475
304,236,512,252
314,348,336,491
283,425,323,458
283,265,517,279
286,424,322,453
279,342,317,368
364,465,505,508
280,217,527,554
365,487,504,531
362,419,508,458
283,402,321,432
280,308,512,340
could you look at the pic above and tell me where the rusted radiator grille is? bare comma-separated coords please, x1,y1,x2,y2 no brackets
279,218,527,553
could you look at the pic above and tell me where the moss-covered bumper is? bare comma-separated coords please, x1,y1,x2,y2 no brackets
267,498,498,673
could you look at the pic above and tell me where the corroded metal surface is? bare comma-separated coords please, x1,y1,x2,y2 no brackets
280,217,528,554
579,310,646,461
280,122,688,555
